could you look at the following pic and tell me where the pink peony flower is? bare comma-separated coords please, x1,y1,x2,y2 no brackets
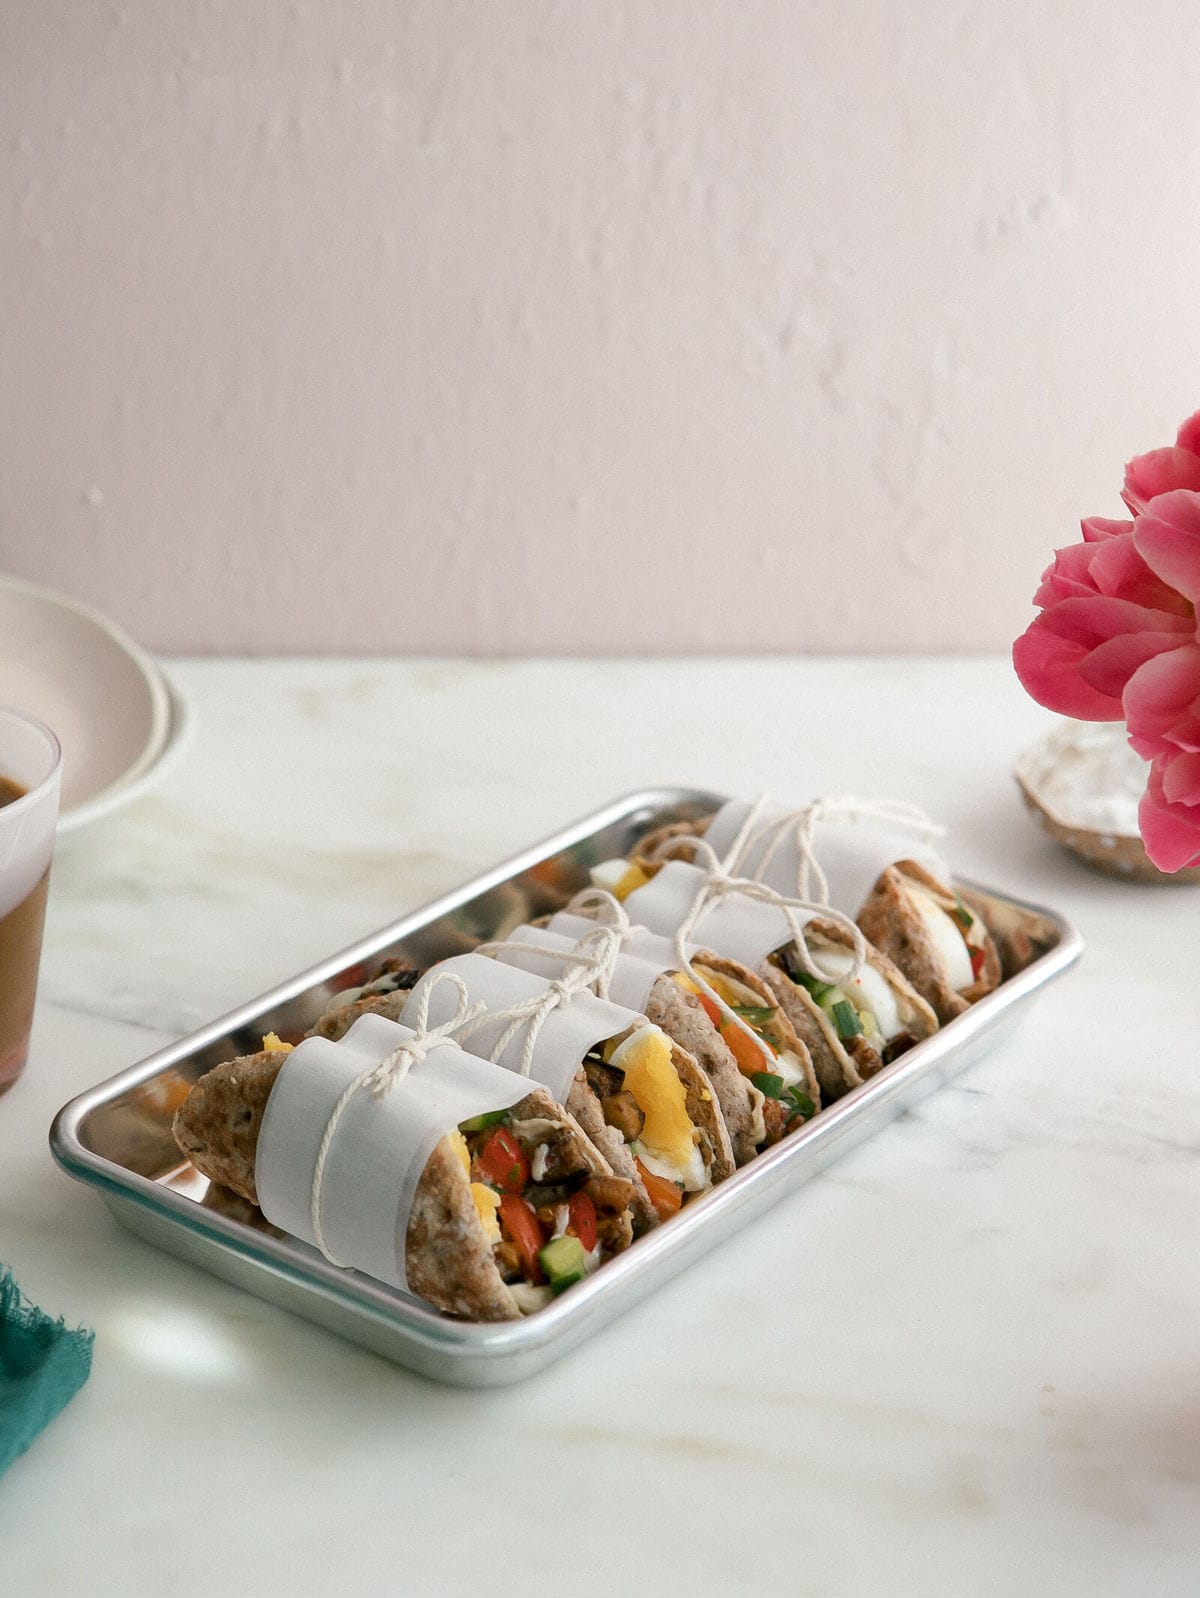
1012,508,1192,721
1123,410,1200,514
1014,420,1200,872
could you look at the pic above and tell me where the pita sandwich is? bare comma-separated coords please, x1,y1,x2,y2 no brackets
173,1044,635,1322
631,812,1001,1031
855,860,1001,1024
757,917,939,1102
568,1021,736,1229
594,837,940,1103
537,911,822,1165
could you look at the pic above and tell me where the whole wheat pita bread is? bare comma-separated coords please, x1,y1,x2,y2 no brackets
635,817,1002,1029
553,899,818,1163
669,1037,737,1186
643,976,761,1167
632,816,711,868
758,961,862,1101
856,861,1002,1025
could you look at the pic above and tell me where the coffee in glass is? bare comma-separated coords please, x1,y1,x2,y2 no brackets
0,710,62,1095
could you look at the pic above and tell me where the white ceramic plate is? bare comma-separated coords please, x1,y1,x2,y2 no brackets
0,575,187,831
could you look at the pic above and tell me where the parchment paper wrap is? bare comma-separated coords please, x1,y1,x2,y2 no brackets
701,798,951,915
622,859,801,970
402,952,641,1104
506,913,708,1014
255,1011,529,1293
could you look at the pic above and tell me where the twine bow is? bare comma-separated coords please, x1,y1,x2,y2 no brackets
465,920,628,1077
638,793,870,984
725,794,944,905
559,801,868,1073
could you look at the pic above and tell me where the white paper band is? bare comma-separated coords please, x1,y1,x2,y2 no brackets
403,952,641,1104
623,859,802,971
255,1010,529,1294
702,796,951,914
501,919,674,1015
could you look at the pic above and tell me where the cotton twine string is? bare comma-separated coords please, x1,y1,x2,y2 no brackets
639,792,869,982
724,795,945,905
555,794,872,1071
309,971,486,1266
465,921,627,1078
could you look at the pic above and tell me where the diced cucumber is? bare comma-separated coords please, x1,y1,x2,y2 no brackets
539,1234,587,1293
793,970,835,1003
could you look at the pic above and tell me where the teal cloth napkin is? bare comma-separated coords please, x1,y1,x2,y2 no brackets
0,1266,93,1477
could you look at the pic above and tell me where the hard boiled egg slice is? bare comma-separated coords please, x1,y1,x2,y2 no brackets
904,884,975,991
589,858,650,901
610,1024,707,1191
812,948,904,1041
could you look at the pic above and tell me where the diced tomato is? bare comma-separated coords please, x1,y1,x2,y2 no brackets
498,1194,545,1282
697,993,723,1028
476,1127,530,1193
635,1158,684,1221
566,1191,598,1252
969,945,986,981
721,1019,773,1077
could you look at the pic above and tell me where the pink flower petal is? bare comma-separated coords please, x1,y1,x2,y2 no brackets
1122,643,1200,755
1031,542,1107,606
1012,621,1124,719
1086,530,1191,610
1132,490,1200,608
1077,629,1192,700
1123,446,1200,515
1040,595,1192,650
1081,515,1134,544
1126,718,1200,757
1177,411,1200,455
1160,749,1200,804
1139,761,1200,872
1032,554,1082,607
1163,708,1200,753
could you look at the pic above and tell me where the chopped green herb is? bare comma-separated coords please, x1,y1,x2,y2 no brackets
731,1004,777,1026
952,891,975,931
784,1087,816,1119
831,999,861,1040
750,1071,786,1099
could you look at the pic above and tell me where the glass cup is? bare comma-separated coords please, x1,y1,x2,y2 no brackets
0,706,62,1095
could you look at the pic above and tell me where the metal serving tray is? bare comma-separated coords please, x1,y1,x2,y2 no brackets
50,788,1081,1387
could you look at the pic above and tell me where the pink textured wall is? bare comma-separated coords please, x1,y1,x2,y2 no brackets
2,2,1198,655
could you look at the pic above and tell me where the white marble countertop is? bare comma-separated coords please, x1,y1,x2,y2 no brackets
3,657,1198,1595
